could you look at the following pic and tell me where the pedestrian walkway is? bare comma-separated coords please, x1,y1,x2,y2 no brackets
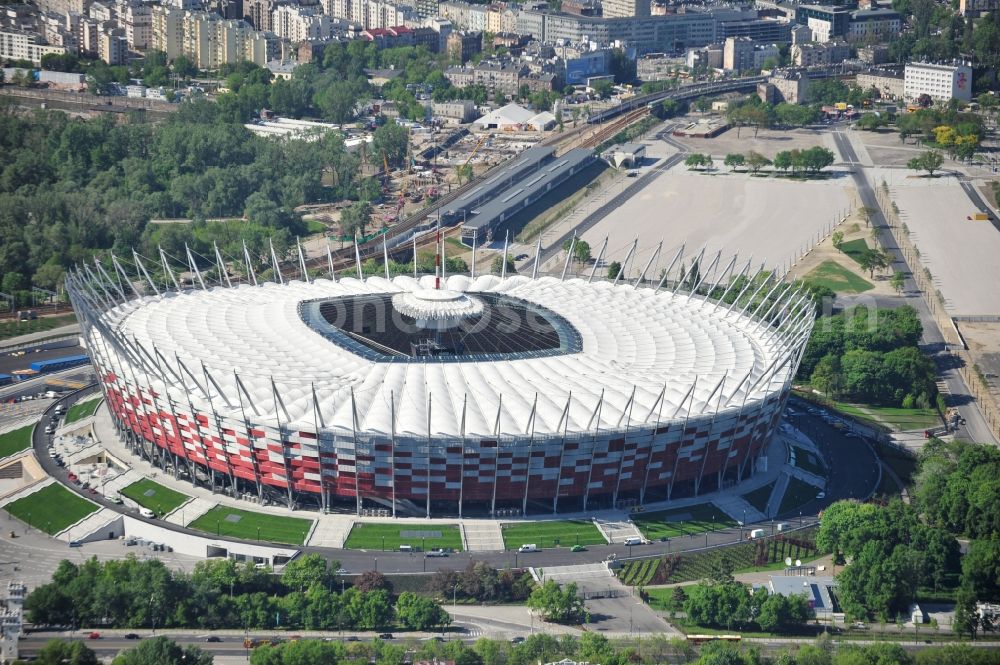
163,497,215,527
764,472,791,519
99,469,143,497
0,475,55,507
534,562,613,585
712,495,766,525
56,507,118,543
595,517,641,544
786,466,826,489
305,515,355,549
461,520,505,551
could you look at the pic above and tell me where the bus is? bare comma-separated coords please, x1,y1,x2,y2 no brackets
686,634,743,645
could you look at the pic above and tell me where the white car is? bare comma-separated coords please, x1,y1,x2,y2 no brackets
816,491,826,499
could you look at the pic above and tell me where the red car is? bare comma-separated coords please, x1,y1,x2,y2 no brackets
87,632,101,640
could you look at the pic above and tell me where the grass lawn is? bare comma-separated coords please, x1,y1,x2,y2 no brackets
832,402,940,431
804,260,873,294
633,504,736,541
839,238,871,266
65,398,101,424
188,506,313,545
304,219,327,234
4,483,98,534
0,425,33,458
791,447,825,477
501,519,605,549
778,477,821,517
0,314,77,342
345,522,464,551
120,479,190,517
742,482,775,514
646,586,689,612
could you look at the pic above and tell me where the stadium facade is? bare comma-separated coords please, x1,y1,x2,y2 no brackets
66,243,814,517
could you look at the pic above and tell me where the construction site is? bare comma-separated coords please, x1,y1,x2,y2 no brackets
297,104,654,273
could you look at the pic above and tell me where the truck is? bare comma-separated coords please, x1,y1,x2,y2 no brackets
749,528,765,540
518,543,537,553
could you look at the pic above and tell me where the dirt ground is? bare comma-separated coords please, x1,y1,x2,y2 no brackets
956,321,1000,403
853,128,935,168
669,122,840,161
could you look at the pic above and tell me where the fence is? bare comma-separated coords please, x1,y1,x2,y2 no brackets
874,182,1000,442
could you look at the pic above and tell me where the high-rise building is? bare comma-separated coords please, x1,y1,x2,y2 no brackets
151,6,279,68
0,30,68,64
272,5,331,42
122,2,152,49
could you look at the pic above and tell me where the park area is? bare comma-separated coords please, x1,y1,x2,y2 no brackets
188,505,313,545
344,522,464,551
803,260,873,294
0,425,32,458
632,503,736,541
120,478,189,517
0,314,77,342
500,519,606,550
4,483,98,534
65,398,101,424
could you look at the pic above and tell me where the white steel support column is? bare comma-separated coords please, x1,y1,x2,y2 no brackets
552,392,572,515
298,239,310,283
214,242,232,288
582,390,604,512
634,241,663,288
458,394,467,519
522,393,538,515
354,235,363,280
612,238,638,286
327,240,337,281
612,386,636,508
269,239,284,285
185,244,206,291
531,237,541,280
159,246,180,291
500,232,510,279
243,241,258,286
561,231,576,281
589,237,608,283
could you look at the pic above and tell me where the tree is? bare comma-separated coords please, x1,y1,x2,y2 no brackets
340,201,372,238
954,586,980,640
281,554,331,592
907,150,944,176
890,270,905,293
171,55,197,79
111,637,212,665
757,593,814,632
858,248,887,278
456,164,473,185
395,592,451,630
746,151,771,174
592,79,613,99
354,570,392,594
372,121,409,169
723,153,745,170
685,153,711,170
773,151,793,172
526,580,586,624
34,640,99,665
562,238,591,264
801,146,835,174
831,231,844,251
607,260,622,280
856,113,884,131
490,254,516,275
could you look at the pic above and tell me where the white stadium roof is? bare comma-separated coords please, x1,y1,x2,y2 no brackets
98,274,798,439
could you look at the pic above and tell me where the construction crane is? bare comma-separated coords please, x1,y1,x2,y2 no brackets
464,134,489,168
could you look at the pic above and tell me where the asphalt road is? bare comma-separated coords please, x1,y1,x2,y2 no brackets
832,130,997,445
0,344,84,376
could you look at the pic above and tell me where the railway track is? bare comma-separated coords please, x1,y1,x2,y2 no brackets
307,103,655,274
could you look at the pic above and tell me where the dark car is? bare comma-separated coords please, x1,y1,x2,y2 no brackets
378,633,394,640
206,636,222,643
346,636,359,642
124,634,140,640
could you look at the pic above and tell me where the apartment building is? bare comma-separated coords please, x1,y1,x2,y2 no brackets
791,40,849,66
903,62,973,102
152,6,279,68
122,2,152,49
723,36,777,71
0,30,68,64
602,0,650,20
272,4,331,42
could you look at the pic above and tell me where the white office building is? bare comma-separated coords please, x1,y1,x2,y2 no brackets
904,62,973,103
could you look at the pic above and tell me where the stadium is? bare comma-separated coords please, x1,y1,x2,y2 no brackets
65,242,814,518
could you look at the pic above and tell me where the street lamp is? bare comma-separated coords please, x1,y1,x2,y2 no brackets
257,527,260,542
374,557,378,572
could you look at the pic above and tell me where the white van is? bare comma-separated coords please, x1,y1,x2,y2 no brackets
775,523,789,533
749,528,765,540
623,536,643,546
138,507,155,519
399,544,413,552
54,404,65,416
518,544,537,553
